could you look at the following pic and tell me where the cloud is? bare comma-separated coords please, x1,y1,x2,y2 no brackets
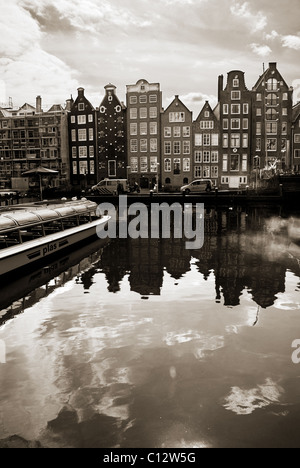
282,34,300,50
265,30,279,41
250,43,272,57
230,1,267,32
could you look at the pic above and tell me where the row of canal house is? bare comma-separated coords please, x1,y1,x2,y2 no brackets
69,62,295,191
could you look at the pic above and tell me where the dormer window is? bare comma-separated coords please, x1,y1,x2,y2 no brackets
233,78,239,87
78,103,85,111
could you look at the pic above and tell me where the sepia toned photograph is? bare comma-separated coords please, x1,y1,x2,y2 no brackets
0,0,300,451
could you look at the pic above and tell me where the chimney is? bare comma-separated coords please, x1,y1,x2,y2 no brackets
65,98,74,112
218,75,224,102
77,87,85,98
36,95,42,113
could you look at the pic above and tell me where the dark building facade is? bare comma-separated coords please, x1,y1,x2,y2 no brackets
161,95,193,190
97,84,127,181
292,102,300,172
252,62,293,172
193,100,221,187
69,87,97,189
218,71,252,189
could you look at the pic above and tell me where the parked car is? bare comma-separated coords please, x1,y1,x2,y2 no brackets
91,179,129,195
180,179,213,194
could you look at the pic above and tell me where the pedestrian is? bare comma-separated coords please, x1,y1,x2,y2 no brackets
117,181,123,195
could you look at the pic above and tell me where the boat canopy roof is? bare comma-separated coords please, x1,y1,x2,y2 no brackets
0,200,97,232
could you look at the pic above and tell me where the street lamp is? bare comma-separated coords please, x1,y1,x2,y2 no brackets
156,163,160,193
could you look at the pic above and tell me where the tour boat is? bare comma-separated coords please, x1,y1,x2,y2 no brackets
0,199,110,276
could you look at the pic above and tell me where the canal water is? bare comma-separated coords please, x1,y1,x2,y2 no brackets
0,205,300,448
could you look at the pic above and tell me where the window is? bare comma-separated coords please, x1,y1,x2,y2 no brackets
295,150,300,159
150,107,157,119
165,142,171,154
211,166,218,178
174,142,181,154
256,108,262,116
231,91,241,100
169,112,185,122
130,123,137,135
239,176,247,184
204,111,210,118
140,123,147,135
267,78,278,91
140,108,147,119
266,108,277,120
283,93,288,101
230,154,240,171
223,119,229,130
195,166,202,178
89,146,94,158
77,115,86,125
108,160,116,177
78,129,87,141
174,159,181,174
195,134,202,146
173,126,181,137
71,129,76,142
257,94,262,101
130,96,137,105
79,146,87,158
203,151,210,163
256,122,262,135
243,119,249,130
242,134,248,148
139,95,147,104
140,157,148,173
89,128,94,141
88,114,93,123
130,139,138,152
231,134,240,148
150,122,157,135
223,134,229,148
149,95,157,103
243,104,249,114
130,108,137,119
231,104,240,114
183,158,190,172
211,151,219,163
72,147,77,159
72,161,77,174
71,116,76,124
195,151,202,163
203,134,210,146
266,93,277,106
267,138,277,151
183,141,190,154
150,156,158,172
165,178,171,184
294,135,300,143
254,140,260,154
233,78,239,87
164,127,171,137
231,119,240,130
223,104,229,115
90,160,95,174
221,177,229,184
150,139,157,152
140,139,147,152
266,122,278,134
212,134,219,146
183,126,190,137
131,157,138,172
203,167,210,178
223,155,228,172
200,121,214,129
164,158,171,172
282,123,287,134
282,139,287,151
78,103,85,111
283,108,288,116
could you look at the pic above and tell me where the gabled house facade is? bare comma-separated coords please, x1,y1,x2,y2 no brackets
97,84,127,181
193,101,221,187
292,102,300,172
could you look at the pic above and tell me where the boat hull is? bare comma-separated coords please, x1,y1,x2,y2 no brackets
0,216,110,276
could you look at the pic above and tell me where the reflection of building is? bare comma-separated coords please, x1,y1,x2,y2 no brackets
218,71,252,190
161,95,193,190
126,79,162,189
97,84,127,181
193,101,221,187
0,96,70,190
252,62,293,172
69,88,97,189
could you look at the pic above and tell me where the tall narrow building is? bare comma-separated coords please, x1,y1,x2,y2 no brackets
252,62,293,171
219,71,252,189
292,102,300,172
126,79,162,189
97,84,127,181
69,88,97,189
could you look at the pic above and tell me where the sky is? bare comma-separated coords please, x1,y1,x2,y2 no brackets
1,0,300,116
